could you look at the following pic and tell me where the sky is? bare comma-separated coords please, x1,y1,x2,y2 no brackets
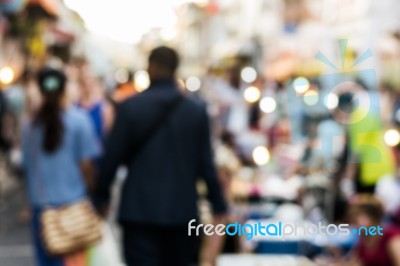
64,0,204,43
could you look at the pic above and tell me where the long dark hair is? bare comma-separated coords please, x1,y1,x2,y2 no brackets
35,68,66,153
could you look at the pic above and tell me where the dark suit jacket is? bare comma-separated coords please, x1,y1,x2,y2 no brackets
95,78,227,225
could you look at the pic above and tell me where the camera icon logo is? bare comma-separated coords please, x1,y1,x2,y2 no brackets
287,39,387,171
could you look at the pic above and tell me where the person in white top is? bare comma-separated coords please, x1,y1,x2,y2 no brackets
375,169,400,216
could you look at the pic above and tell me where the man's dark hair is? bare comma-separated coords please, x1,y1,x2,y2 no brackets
149,46,179,75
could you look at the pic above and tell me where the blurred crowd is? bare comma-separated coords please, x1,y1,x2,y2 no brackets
0,44,400,266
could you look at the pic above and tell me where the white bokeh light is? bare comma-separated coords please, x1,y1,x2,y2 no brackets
0,66,14,85
325,93,339,110
241,67,257,83
259,97,277,114
134,70,150,92
185,76,201,92
384,129,400,147
244,86,261,103
252,146,270,166
293,77,310,94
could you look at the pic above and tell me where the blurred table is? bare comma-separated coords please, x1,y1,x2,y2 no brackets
217,255,316,266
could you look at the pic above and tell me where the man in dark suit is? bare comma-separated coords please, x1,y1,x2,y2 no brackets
95,46,227,266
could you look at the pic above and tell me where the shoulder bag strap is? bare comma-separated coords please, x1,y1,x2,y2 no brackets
125,94,185,164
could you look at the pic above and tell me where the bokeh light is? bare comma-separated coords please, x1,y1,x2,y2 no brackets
293,77,310,94
259,97,277,114
134,70,150,92
240,67,257,83
303,90,319,106
384,129,400,147
252,146,270,166
244,86,261,103
325,93,339,110
0,66,15,85
185,76,201,92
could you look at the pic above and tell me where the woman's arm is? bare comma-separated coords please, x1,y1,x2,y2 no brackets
80,159,95,193
102,101,115,135
389,236,400,266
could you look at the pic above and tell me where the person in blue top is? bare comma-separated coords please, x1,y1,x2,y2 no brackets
21,68,99,266
77,71,114,144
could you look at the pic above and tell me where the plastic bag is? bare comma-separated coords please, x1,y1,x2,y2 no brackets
88,223,124,266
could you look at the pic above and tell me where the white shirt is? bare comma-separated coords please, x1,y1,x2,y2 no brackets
375,175,400,214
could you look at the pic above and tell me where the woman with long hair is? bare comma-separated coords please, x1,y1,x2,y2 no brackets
22,68,99,265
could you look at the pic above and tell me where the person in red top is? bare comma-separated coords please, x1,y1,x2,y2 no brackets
349,195,400,266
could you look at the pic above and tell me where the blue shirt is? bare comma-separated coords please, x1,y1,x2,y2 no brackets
22,106,100,207
77,101,105,143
